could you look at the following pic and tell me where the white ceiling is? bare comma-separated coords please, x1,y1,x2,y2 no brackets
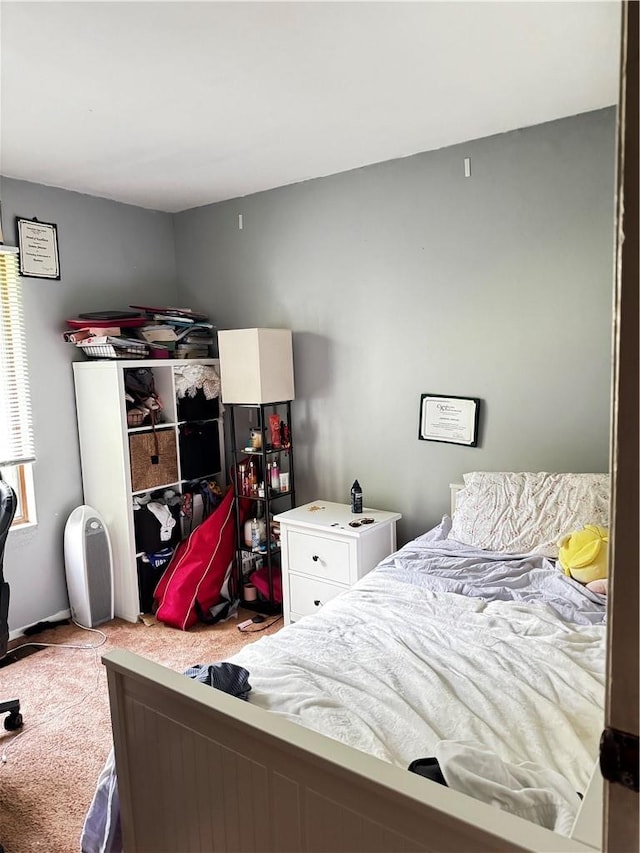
1,1,621,213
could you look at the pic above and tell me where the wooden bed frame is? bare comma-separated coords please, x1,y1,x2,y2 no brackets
102,485,602,852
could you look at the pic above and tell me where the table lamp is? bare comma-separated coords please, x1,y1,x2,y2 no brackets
218,328,295,404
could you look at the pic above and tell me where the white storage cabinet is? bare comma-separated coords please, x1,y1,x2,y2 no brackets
72,358,225,622
275,500,401,625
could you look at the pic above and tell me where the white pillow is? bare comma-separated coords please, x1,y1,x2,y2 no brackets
449,472,610,557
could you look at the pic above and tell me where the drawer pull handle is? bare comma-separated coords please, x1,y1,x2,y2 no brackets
312,555,320,562
313,599,321,607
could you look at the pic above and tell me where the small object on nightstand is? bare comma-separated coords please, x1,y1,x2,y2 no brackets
350,480,363,514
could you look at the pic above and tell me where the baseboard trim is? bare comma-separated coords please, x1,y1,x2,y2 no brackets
8,608,72,646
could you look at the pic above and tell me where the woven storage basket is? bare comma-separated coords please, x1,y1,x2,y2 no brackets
129,430,179,492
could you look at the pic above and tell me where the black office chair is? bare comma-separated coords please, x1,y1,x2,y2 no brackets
0,477,23,731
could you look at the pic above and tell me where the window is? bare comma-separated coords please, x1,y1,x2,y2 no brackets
0,245,36,526
2,463,35,527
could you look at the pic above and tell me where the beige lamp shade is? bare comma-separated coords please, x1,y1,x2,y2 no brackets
218,328,295,403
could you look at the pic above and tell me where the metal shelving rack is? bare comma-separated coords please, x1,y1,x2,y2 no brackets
228,400,295,614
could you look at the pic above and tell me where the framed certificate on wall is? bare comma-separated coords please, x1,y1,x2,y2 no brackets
419,394,481,447
16,216,61,279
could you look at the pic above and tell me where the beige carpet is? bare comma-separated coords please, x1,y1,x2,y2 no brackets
0,611,282,853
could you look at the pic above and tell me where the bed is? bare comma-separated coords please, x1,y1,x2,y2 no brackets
92,472,609,852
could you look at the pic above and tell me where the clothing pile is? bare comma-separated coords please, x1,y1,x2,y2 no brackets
133,489,184,613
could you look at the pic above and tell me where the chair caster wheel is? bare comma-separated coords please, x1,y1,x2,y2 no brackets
3,711,23,731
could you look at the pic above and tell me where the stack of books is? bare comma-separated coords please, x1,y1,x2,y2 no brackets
130,305,216,358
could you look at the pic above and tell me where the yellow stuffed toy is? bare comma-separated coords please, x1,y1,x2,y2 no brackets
558,524,609,584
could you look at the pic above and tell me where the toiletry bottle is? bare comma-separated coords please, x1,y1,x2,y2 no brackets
244,517,255,547
251,518,260,551
270,457,280,491
247,457,259,494
350,480,363,514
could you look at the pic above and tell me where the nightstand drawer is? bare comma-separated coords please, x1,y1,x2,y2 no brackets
288,530,351,584
289,573,344,617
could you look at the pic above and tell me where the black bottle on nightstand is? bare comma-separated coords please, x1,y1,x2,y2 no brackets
350,480,363,514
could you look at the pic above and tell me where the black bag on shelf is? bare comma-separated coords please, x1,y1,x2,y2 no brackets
124,368,162,414
177,389,219,422
179,422,222,480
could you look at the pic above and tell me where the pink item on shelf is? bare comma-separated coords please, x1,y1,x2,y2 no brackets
66,316,149,329
250,566,282,603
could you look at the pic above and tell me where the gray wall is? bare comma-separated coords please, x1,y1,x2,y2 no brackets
1,177,178,632
1,107,617,630
174,108,616,543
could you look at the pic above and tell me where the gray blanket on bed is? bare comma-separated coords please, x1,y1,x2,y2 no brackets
378,517,606,626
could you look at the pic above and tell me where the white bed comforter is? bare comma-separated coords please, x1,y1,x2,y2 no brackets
83,524,607,851
230,528,606,793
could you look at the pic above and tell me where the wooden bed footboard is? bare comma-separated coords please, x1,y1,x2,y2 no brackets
104,649,597,853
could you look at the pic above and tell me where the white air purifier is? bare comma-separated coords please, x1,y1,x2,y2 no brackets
64,505,114,628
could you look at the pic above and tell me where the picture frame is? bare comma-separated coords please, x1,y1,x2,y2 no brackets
418,394,481,447
16,216,61,279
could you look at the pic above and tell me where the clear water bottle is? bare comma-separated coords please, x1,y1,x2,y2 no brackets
350,480,363,514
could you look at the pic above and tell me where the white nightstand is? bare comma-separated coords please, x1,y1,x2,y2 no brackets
274,500,402,625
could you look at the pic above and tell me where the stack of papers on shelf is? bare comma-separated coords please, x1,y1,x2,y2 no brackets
138,325,179,343
130,304,209,322
175,343,210,359
132,305,217,358
138,323,213,342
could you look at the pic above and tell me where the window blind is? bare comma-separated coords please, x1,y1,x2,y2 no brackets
0,246,35,466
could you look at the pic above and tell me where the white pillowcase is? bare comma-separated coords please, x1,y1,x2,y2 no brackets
449,472,610,558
